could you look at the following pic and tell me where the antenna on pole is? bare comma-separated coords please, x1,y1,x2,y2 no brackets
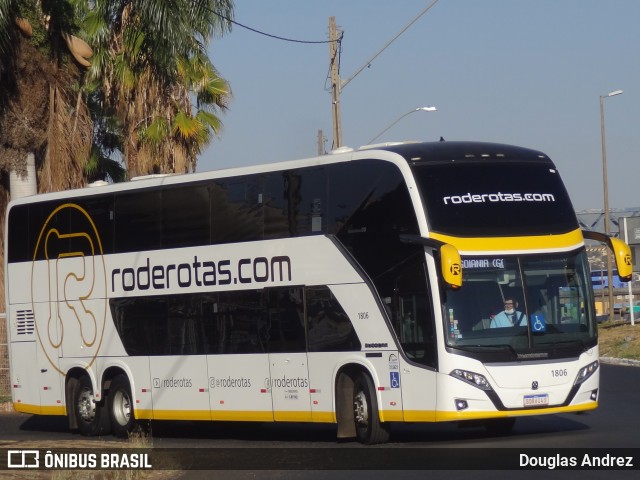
317,129,326,155
329,16,343,149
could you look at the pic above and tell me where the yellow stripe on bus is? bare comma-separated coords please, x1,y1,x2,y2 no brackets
426,402,597,422
136,409,336,423
379,410,405,422
429,229,584,253
311,412,336,423
14,402,596,426
13,403,66,416
140,404,596,424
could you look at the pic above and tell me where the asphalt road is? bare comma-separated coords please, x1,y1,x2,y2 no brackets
1,363,638,479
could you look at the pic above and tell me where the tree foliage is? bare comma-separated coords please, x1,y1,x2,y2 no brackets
1,0,235,182
0,0,235,312
0,0,94,189
85,0,234,176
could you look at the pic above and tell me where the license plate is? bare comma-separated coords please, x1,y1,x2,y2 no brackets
524,394,549,407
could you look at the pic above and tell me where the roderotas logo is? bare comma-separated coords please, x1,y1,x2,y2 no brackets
30,204,108,375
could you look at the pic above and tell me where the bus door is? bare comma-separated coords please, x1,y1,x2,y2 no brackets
392,262,438,422
205,292,273,422
265,288,312,422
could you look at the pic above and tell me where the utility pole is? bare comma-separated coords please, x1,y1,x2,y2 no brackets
600,89,623,322
317,129,325,156
327,1,439,149
329,16,342,149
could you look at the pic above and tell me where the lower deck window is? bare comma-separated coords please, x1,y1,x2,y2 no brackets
110,286,360,356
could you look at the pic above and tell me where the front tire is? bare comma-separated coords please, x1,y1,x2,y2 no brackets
108,374,136,438
72,375,109,436
353,373,390,444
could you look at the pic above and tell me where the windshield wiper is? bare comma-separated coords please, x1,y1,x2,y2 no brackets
536,339,586,351
455,344,518,358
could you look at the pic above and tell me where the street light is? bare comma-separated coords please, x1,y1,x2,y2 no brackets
600,89,623,322
367,106,437,144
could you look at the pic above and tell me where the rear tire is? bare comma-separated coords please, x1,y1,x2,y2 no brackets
353,373,390,444
72,375,110,436
108,374,136,438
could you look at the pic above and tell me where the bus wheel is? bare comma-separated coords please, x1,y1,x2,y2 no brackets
72,375,109,436
485,417,516,435
353,373,390,444
108,374,136,438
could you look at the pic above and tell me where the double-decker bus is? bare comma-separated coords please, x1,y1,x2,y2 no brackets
4,141,632,444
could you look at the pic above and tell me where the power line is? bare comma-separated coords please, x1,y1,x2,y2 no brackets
210,9,341,44
341,0,439,90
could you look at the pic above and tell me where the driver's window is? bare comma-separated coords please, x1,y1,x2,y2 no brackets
393,263,436,368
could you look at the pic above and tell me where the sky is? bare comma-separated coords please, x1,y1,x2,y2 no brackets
200,0,640,212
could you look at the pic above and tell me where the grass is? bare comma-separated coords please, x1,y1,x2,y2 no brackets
598,321,640,361
0,392,179,478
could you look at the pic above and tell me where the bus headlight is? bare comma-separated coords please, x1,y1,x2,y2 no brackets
450,369,492,391
574,360,599,385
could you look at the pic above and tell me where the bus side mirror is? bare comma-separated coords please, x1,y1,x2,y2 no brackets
399,234,463,288
440,243,462,289
609,237,633,281
581,230,633,282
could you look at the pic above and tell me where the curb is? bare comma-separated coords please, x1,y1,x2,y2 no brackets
600,356,640,367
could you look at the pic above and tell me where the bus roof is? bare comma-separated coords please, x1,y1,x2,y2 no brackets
7,141,555,207
372,141,553,164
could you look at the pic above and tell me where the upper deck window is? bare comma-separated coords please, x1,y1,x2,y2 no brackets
412,161,578,237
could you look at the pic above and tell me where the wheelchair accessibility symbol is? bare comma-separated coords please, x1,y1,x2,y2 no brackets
390,371,400,389
532,314,546,333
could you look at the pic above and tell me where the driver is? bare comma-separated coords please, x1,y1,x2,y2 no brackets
490,297,526,328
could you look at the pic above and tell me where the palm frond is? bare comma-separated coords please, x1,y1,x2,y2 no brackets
85,146,125,183
0,0,19,57
196,110,222,135
113,53,136,91
173,111,205,141
141,116,170,145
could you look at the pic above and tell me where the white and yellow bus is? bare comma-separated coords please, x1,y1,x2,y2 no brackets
4,141,632,444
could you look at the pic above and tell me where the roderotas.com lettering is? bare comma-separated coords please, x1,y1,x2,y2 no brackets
111,255,292,293
442,192,555,205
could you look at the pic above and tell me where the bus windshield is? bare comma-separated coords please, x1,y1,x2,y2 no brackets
442,250,596,361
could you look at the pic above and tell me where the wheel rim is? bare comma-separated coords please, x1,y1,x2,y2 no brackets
112,388,132,427
354,390,369,426
78,387,96,423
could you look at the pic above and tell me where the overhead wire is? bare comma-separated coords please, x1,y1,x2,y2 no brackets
206,7,344,91
209,8,341,45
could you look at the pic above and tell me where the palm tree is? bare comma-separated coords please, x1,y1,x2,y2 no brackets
84,85,126,183
1,0,95,191
0,1,235,313
0,0,95,312
85,0,234,177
